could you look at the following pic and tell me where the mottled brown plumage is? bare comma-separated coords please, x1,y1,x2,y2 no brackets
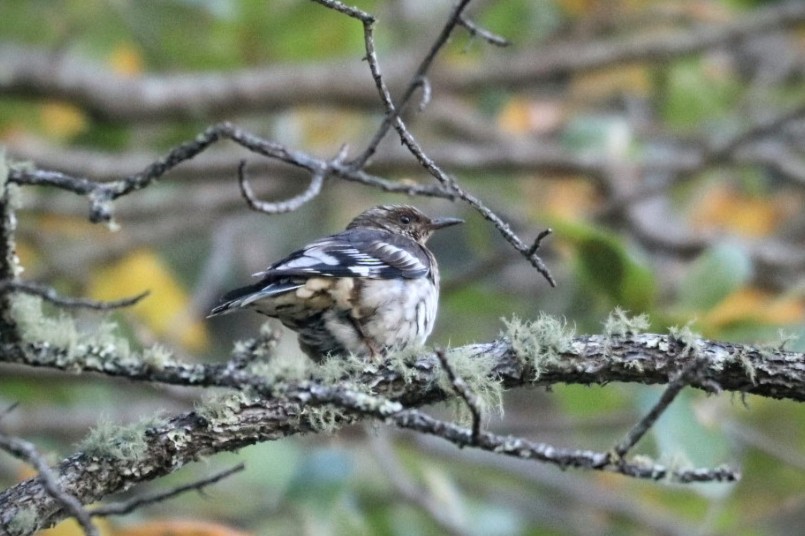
209,205,462,361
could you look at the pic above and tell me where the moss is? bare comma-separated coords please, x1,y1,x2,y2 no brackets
439,346,504,421
78,418,149,462
141,344,174,370
502,313,575,380
734,346,757,385
303,405,345,434
603,307,650,337
667,322,701,358
11,294,140,371
6,507,38,536
384,345,425,384
776,328,799,351
195,391,251,427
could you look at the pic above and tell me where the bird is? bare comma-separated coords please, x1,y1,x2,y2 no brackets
209,205,463,362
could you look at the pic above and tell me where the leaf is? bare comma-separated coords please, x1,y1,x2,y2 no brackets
107,42,144,76
112,520,252,536
702,287,805,328
677,243,752,311
40,518,113,536
87,248,209,352
642,389,734,500
497,97,565,135
39,101,87,140
556,220,656,311
662,59,740,130
690,183,788,238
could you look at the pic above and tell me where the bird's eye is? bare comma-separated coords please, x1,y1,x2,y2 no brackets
399,215,412,225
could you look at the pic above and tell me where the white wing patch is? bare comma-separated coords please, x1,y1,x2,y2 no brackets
376,243,426,273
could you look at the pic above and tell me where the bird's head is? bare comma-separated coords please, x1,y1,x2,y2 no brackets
347,205,463,244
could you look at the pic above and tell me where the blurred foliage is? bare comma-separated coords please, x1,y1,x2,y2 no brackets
1,0,804,535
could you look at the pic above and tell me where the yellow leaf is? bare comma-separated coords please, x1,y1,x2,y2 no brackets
703,287,805,328
571,64,652,101
690,184,792,238
525,177,600,220
497,97,565,135
107,43,144,76
88,249,209,352
39,518,112,536
111,519,252,536
39,101,87,141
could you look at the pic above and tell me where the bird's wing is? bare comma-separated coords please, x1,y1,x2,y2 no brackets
209,230,430,317
257,229,431,280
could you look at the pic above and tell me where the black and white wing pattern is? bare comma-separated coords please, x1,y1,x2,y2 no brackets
208,229,431,317
257,228,431,280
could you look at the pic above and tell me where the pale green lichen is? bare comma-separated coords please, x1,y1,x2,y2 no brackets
78,417,149,462
6,506,38,536
667,322,701,358
734,346,757,385
195,391,251,427
303,405,345,434
659,451,694,482
439,346,504,421
141,343,174,369
385,344,426,384
603,307,650,337
776,329,800,351
502,313,575,380
251,350,311,385
11,294,140,370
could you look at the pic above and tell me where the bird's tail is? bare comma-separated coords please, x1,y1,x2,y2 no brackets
207,281,301,318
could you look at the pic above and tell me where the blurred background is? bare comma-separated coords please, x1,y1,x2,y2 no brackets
1,0,804,534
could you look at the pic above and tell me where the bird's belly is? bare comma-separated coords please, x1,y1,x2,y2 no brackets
351,278,438,350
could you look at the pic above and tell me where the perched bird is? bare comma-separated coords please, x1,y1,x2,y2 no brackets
209,205,462,362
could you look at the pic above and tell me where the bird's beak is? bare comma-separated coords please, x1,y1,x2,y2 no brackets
429,216,464,230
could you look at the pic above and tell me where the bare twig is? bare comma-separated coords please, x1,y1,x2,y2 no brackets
340,0,474,169
457,16,511,47
389,407,738,483
327,0,555,285
0,432,98,536
612,368,693,459
526,228,553,256
90,463,245,517
1,281,149,311
436,349,483,443
237,160,326,214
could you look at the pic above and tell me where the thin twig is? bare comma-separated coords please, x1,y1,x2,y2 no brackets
436,349,482,443
2,280,149,310
90,463,245,517
345,0,474,169
458,16,512,47
238,160,326,214
388,406,738,483
612,367,693,459
527,228,553,256
329,0,555,285
0,432,98,536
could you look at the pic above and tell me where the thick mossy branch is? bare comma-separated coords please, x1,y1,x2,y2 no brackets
1,321,802,528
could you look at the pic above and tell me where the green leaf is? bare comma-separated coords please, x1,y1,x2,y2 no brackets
678,243,752,311
662,59,741,130
556,220,656,311
641,389,735,500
